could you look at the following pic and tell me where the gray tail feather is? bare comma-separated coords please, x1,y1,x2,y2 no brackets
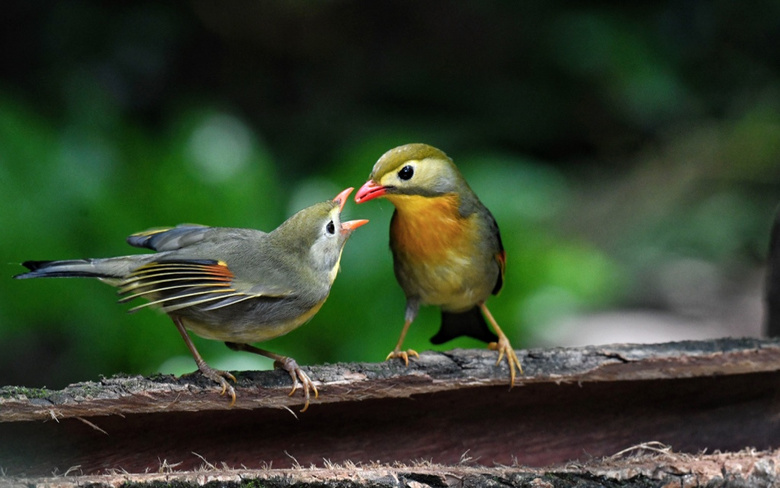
14,259,119,279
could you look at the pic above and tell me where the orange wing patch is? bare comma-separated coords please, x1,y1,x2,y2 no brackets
493,248,506,295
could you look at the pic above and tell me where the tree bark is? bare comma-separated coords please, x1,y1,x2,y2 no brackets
1,338,779,484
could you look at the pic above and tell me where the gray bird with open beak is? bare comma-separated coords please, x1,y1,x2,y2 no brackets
15,187,368,411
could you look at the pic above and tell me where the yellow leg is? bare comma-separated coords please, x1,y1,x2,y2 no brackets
480,303,523,387
227,342,318,413
173,317,237,406
385,319,419,366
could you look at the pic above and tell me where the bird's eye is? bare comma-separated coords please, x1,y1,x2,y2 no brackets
398,165,414,181
326,220,336,235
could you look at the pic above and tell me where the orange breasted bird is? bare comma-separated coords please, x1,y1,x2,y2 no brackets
14,188,368,411
354,144,521,385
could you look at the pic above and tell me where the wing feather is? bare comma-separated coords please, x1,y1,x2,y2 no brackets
490,213,506,296
126,225,210,251
199,294,258,311
128,288,235,313
118,259,293,315
118,280,227,303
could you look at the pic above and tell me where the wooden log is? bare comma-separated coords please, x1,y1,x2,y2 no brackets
1,338,779,480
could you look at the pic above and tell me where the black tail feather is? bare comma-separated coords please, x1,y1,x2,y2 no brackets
14,259,112,279
20,260,55,272
431,307,498,344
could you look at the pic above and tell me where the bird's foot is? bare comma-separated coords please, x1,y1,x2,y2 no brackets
488,335,523,388
187,361,238,406
273,357,319,412
385,348,419,366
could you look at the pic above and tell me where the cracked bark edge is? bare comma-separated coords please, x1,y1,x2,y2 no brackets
1,337,778,423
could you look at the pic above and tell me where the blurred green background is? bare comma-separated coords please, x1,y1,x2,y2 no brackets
2,2,779,389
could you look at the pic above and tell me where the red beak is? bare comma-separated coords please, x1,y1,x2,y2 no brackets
333,187,354,213
333,187,369,232
354,180,387,203
341,219,369,232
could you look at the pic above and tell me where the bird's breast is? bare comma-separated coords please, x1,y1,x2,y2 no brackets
388,194,471,265
388,194,494,308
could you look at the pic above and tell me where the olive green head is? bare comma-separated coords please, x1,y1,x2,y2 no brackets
273,188,368,279
355,143,473,202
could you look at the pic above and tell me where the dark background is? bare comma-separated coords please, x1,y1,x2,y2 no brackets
2,1,778,389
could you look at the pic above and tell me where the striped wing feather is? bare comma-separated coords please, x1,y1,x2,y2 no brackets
118,259,280,314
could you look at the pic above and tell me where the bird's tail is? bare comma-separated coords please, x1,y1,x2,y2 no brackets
431,306,499,344
14,258,136,280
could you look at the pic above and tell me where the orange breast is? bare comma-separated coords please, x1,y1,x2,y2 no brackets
388,194,473,265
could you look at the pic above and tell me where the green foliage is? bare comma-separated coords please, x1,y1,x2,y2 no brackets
1,2,778,388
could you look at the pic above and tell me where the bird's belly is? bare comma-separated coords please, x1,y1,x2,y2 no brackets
396,252,493,312
175,296,325,344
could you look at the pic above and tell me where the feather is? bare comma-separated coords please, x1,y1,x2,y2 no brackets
117,259,293,315
200,294,258,311
127,225,209,251
119,259,237,313
128,288,236,313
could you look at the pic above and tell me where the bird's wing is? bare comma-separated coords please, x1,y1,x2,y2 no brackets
126,225,211,251
117,259,293,314
493,248,506,295
490,214,506,296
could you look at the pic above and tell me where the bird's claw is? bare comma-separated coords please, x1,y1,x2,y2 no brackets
274,358,319,412
488,336,523,388
189,364,238,406
385,349,419,366
217,378,238,407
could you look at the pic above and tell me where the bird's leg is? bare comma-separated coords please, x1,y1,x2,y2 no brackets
385,319,420,366
480,303,523,387
386,299,420,366
226,342,318,412
172,316,237,406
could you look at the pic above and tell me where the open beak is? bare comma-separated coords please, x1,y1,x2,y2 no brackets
354,180,387,203
333,187,354,213
341,219,369,233
333,187,369,232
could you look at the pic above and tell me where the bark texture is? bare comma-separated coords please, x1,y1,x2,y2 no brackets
1,338,779,484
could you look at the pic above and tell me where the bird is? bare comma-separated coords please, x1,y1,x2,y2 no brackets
354,143,522,385
14,187,368,411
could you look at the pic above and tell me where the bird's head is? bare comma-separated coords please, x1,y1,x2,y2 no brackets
354,143,468,204
275,187,368,280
